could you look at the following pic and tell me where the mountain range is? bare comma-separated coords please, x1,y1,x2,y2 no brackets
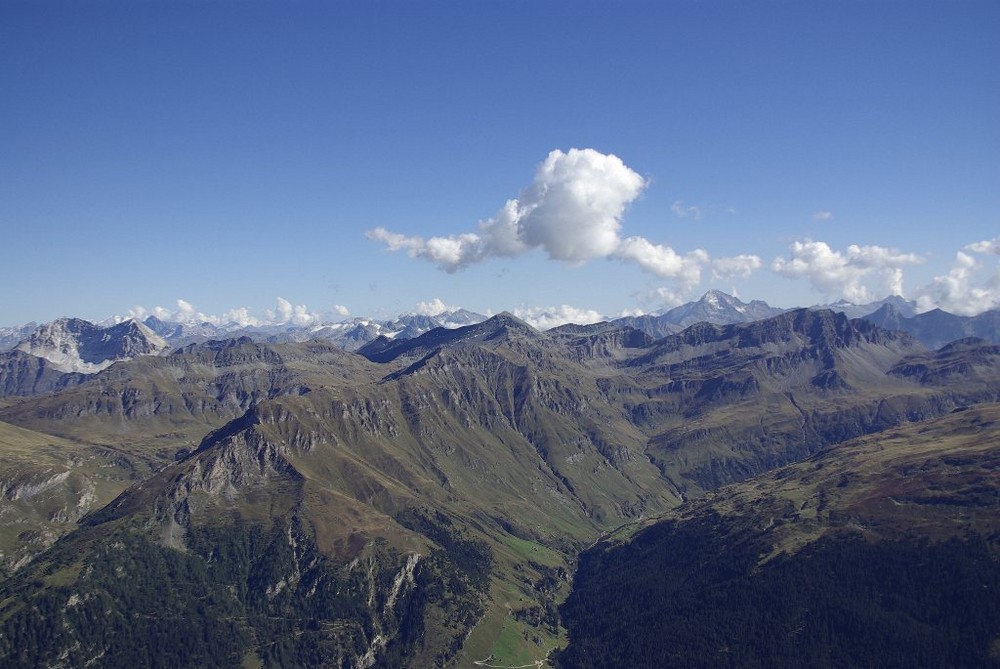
0,295,997,666
3,291,996,383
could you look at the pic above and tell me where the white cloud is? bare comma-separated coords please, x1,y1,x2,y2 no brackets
671,200,702,220
711,254,762,280
133,297,325,327
613,237,708,288
368,149,766,298
512,304,606,330
368,148,646,271
519,148,645,262
268,297,320,326
141,299,219,325
653,287,688,308
966,236,1000,255
771,240,924,303
413,298,456,317
811,210,834,222
221,307,260,327
176,299,198,322
914,245,1000,316
333,304,350,317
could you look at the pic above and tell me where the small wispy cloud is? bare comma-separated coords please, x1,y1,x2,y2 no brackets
966,236,1000,255
711,254,762,280
811,210,834,222
671,200,702,220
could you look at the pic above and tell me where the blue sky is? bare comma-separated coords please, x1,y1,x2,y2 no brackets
2,0,998,328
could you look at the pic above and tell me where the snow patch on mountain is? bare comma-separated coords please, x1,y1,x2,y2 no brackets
14,318,169,373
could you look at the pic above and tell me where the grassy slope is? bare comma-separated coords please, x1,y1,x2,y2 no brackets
0,421,136,576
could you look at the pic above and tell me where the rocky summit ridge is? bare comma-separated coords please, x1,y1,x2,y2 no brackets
13,317,168,373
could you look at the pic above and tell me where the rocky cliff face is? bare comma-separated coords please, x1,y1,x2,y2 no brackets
0,350,88,397
13,317,169,373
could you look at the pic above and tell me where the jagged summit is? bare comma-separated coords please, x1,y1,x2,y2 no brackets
14,317,168,373
659,290,785,327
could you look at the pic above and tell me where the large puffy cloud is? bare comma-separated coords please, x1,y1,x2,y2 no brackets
772,240,924,303
914,238,1000,315
368,148,764,298
517,148,645,262
367,148,645,271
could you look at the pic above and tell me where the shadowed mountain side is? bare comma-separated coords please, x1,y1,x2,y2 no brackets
0,350,89,398
864,304,1000,349
555,403,1000,668
546,324,654,363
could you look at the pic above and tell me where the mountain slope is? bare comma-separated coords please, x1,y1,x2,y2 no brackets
556,403,1000,668
0,420,136,576
0,350,88,397
618,308,987,494
0,311,998,666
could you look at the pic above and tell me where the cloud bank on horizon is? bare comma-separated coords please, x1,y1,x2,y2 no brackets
127,297,339,329
368,148,1000,318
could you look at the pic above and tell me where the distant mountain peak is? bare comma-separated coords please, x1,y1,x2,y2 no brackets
816,294,917,319
660,290,784,327
14,317,169,373
358,311,539,363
